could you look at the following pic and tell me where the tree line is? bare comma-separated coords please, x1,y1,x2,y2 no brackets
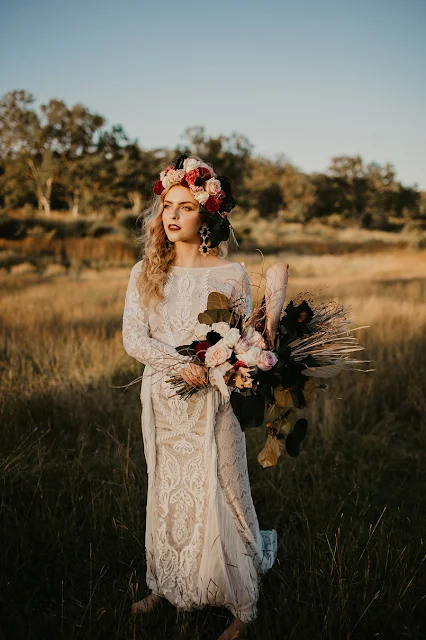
0,90,424,229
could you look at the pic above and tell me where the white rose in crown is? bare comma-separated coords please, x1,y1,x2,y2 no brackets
194,190,210,204
183,157,202,172
205,178,222,195
204,340,232,368
212,322,231,337
194,322,210,341
223,327,240,348
161,174,171,188
239,346,262,367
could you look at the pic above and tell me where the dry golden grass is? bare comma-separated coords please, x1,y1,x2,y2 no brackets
1,248,426,639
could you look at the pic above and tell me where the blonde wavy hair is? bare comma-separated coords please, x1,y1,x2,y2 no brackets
135,157,229,310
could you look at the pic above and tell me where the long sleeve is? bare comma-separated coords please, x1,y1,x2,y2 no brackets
230,263,253,318
122,262,191,375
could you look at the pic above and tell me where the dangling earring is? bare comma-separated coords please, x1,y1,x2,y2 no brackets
199,224,211,257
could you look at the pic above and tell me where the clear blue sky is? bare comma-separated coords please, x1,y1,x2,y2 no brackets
1,0,425,188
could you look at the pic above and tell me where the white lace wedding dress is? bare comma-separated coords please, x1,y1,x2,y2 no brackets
122,260,277,622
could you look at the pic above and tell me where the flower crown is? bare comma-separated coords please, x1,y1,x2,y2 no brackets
153,155,235,213
153,154,239,249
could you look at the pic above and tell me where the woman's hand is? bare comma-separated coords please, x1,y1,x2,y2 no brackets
180,363,208,387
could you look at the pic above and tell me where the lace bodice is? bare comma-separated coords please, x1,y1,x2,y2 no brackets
122,261,253,376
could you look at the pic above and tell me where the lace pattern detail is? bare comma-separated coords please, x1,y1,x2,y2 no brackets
122,263,191,375
169,270,197,336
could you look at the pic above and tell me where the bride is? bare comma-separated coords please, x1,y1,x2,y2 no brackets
122,154,277,639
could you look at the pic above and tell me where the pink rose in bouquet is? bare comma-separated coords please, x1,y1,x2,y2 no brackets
257,350,278,371
204,340,232,368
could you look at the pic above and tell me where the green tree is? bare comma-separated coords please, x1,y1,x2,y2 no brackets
327,155,370,226
114,144,167,214
0,90,59,214
279,164,316,222
44,100,105,216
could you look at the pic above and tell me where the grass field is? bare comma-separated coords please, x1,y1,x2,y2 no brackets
1,249,426,639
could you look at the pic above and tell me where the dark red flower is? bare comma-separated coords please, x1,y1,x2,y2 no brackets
198,166,212,180
204,195,221,212
195,341,210,363
233,360,248,371
180,175,189,187
153,180,164,194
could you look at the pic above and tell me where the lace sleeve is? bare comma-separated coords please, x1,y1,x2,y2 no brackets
122,262,191,375
230,263,253,318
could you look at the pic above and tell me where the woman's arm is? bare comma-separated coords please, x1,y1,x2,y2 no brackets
122,262,191,375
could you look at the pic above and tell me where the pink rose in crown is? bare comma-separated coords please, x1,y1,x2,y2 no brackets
175,169,186,183
205,178,222,195
204,340,232,367
166,169,180,185
165,168,186,185
257,350,278,371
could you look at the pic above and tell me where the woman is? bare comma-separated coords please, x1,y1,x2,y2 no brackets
122,154,277,640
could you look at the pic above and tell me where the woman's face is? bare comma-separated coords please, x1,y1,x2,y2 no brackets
161,184,202,244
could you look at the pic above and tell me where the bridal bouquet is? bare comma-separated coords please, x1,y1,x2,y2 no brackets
166,264,373,467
